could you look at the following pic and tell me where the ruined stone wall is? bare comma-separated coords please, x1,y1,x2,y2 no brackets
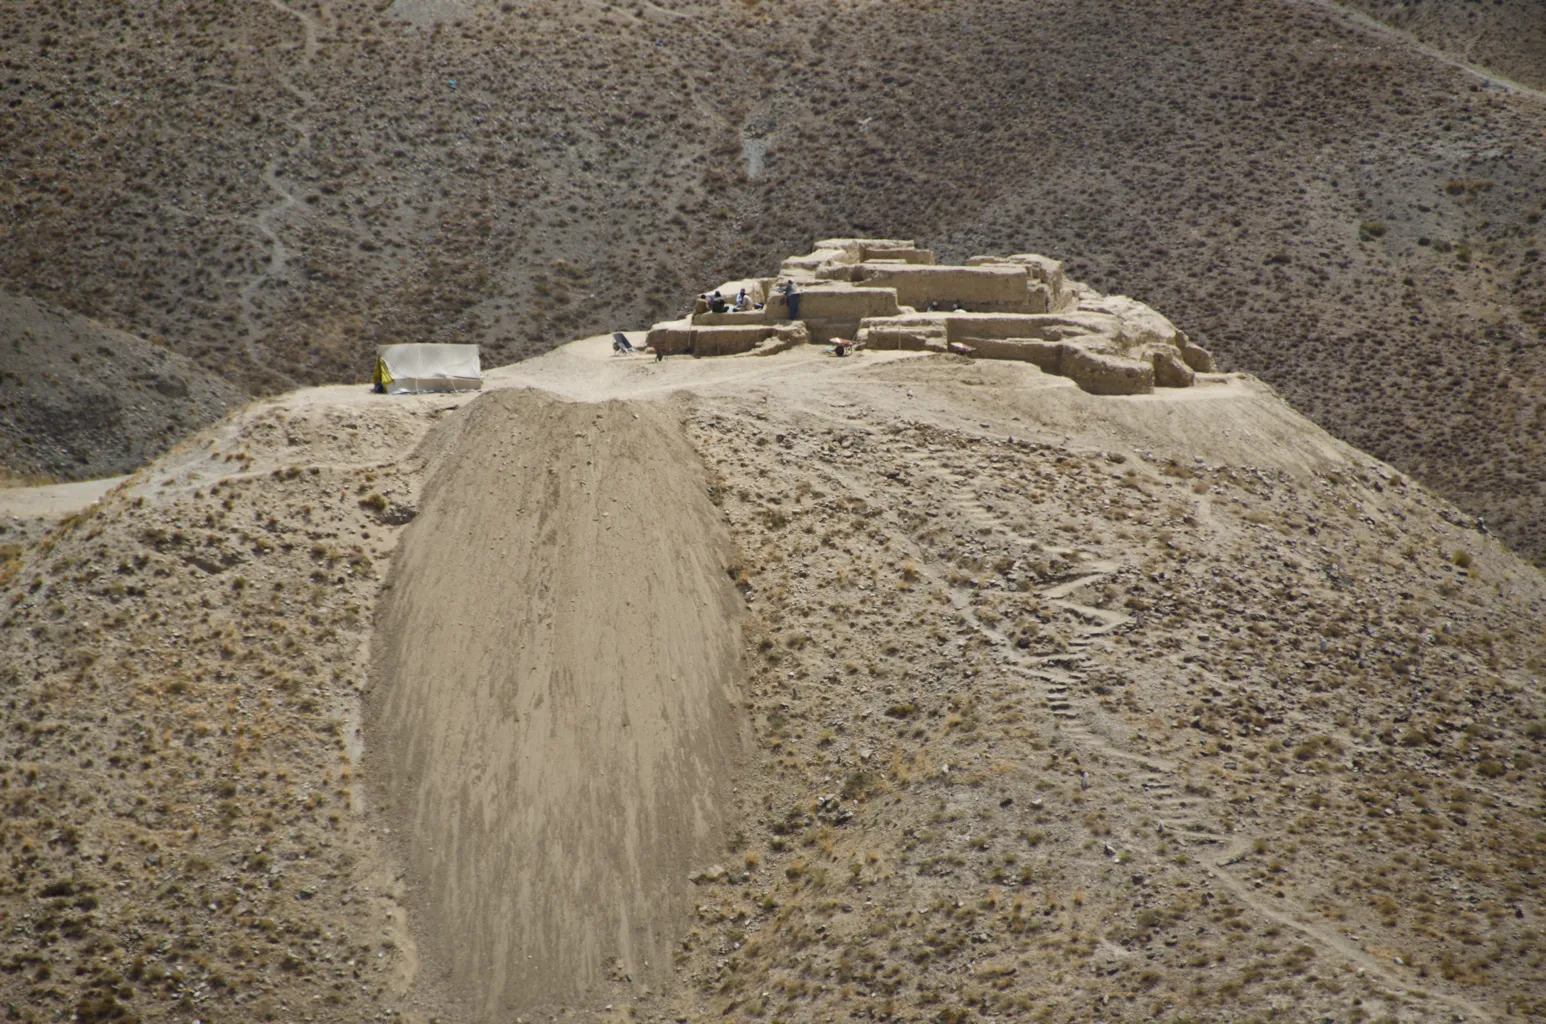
851,263,1035,313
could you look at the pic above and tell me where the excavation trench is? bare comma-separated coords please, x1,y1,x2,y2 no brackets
364,388,746,1019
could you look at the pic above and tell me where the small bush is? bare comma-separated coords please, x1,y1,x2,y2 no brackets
1445,178,1492,196
842,770,876,801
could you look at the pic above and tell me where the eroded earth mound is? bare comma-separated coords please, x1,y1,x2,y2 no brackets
1,335,1542,1023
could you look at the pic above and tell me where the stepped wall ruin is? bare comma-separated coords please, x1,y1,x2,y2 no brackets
641,238,1217,395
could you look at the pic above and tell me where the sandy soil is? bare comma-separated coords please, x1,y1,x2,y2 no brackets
365,389,748,1019
494,337,1353,477
0,475,128,519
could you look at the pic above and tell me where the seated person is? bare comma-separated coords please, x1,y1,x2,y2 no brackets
709,290,729,314
733,288,751,311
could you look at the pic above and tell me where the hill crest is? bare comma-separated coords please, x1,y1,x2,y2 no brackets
1,322,1542,1022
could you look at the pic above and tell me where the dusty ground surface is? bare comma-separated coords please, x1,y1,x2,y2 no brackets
366,389,748,1020
1,0,1544,565
0,337,1542,1023
0,476,126,518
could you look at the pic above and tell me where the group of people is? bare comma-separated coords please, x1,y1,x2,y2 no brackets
691,281,806,318
693,284,967,319
699,287,759,314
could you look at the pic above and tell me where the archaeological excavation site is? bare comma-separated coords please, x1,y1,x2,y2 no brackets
3,228,1544,1024
2,1,1545,1021
644,238,1218,395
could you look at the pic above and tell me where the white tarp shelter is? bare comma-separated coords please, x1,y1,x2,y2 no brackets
373,344,482,395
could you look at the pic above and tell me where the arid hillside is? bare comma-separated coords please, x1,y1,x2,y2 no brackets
1340,0,1546,90
0,293,243,481
1,336,1542,1023
0,0,1544,562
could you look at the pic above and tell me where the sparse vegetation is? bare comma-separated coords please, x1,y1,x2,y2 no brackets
677,394,1546,1024
1,0,1543,570
3,1,1546,1020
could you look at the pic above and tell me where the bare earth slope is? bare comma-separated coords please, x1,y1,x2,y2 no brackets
366,389,746,1020
2,0,1545,563
0,341,1543,1024
0,293,243,481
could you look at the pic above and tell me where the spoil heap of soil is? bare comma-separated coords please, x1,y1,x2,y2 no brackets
366,389,746,1019
0,335,1541,1024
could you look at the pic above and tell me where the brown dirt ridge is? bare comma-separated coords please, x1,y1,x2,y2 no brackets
1,329,1543,1024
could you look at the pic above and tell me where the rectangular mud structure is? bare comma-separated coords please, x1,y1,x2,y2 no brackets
642,238,1215,393
365,389,746,1020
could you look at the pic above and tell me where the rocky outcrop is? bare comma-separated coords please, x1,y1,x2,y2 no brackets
943,336,1156,394
1179,337,1218,373
1061,345,1155,395
857,314,949,352
847,263,1039,313
967,253,1077,313
764,285,902,342
854,304,1217,396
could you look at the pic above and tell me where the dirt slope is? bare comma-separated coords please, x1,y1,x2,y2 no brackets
0,293,243,481
673,351,1546,1024
0,383,461,1023
0,338,1542,1024
366,389,747,1019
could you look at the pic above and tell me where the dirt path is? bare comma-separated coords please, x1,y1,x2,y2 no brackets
239,0,322,363
1209,836,1497,1022
0,475,129,519
1309,0,1546,105
782,406,1495,1019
